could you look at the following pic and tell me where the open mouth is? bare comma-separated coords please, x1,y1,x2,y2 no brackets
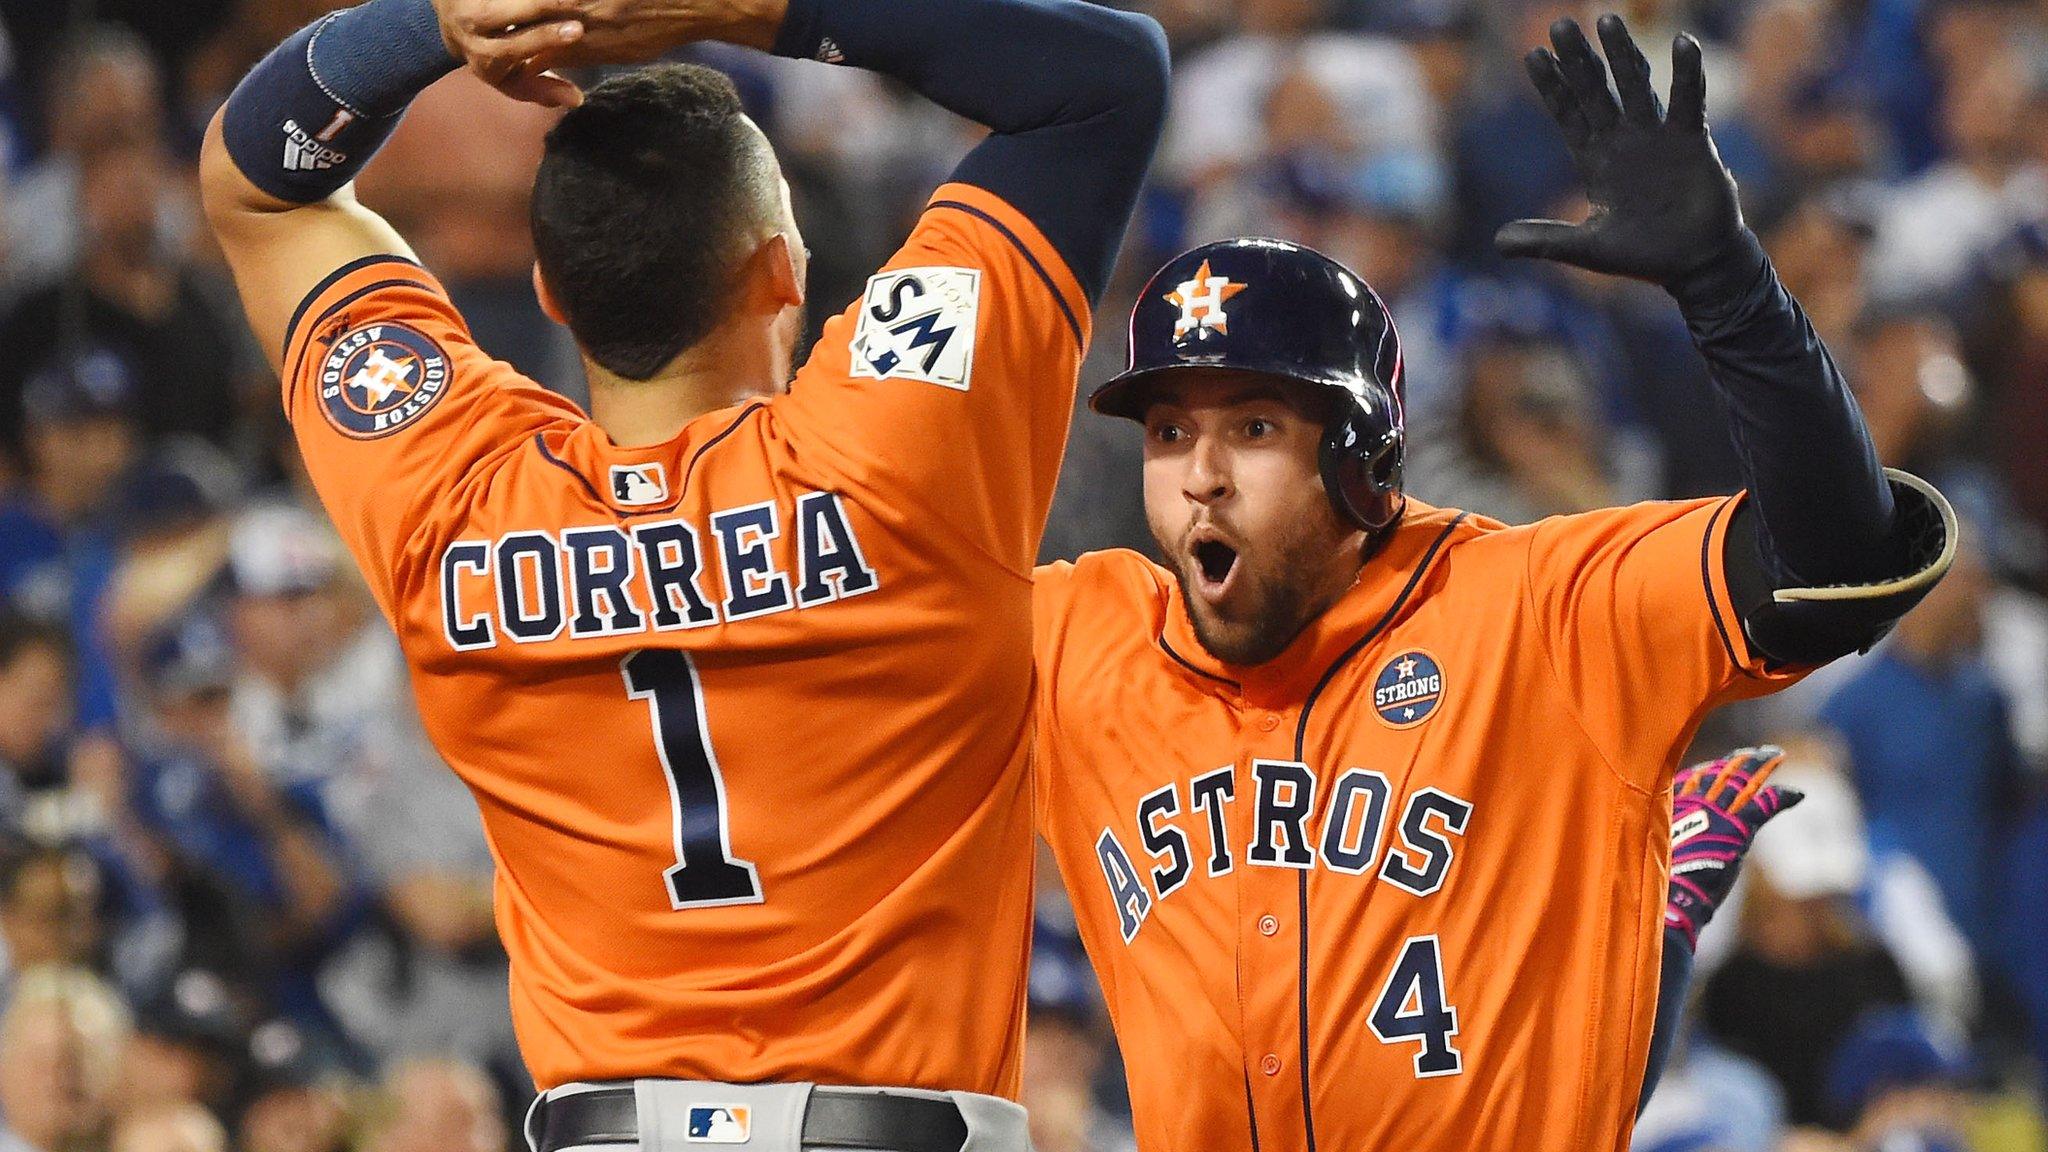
1190,537,1240,599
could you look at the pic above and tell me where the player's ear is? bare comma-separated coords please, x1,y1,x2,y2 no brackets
757,232,804,312
533,265,569,326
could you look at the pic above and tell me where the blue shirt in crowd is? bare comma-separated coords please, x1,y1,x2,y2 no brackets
1820,650,2018,956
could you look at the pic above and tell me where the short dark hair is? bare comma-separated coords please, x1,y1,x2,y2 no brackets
532,64,774,380
0,610,69,673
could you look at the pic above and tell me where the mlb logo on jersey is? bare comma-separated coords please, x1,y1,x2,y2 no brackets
317,321,449,439
686,1105,751,1143
849,267,980,390
1374,650,1444,728
609,463,669,507
1165,259,1245,342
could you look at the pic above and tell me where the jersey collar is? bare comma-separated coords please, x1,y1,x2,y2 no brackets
534,402,767,517
1157,502,1470,707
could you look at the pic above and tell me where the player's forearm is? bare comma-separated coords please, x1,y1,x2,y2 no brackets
1637,924,1694,1115
1673,234,1901,590
773,0,1168,303
1679,241,1958,662
207,0,457,216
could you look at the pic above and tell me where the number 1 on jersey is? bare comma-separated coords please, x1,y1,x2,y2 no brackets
622,649,764,908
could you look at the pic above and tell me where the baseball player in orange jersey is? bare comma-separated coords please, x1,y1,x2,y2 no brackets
197,0,1165,1144
1030,16,1957,1152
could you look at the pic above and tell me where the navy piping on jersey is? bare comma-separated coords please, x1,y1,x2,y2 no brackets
1699,496,1758,680
679,402,767,494
282,274,437,417
1243,1072,1263,1152
1157,636,1241,690
283,254,425,361
927,199,1083,346
532,435,607,506
1284,513,1467,1152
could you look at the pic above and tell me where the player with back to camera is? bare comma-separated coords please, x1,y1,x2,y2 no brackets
1029,15,1956,1152
196,0,1166,1146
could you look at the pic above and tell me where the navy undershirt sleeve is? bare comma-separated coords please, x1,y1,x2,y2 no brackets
1638,925,1695,1115
1672,235,1901,590
774,0,1167,305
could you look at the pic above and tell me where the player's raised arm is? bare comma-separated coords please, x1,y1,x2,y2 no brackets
1498,15,1954,666
751,0,1168,570
198,0,585,365
770,0,1169,307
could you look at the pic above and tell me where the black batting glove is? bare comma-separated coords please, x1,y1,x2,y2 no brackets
1495,15,1766,311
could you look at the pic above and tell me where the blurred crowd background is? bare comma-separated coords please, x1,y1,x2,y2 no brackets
0,0,2042,1149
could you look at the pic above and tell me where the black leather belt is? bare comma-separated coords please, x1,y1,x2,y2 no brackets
532,1085,970,1152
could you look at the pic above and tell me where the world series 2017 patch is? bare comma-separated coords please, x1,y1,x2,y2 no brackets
849,266,980,390
318,321,450,439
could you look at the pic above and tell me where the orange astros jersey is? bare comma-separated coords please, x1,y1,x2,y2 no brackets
1031,498,1809,1152
280,183,1087,1094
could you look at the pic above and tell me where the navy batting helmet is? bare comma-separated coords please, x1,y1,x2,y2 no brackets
1090,238,1406,534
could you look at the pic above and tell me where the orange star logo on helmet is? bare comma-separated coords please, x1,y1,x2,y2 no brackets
1164,260,1247,339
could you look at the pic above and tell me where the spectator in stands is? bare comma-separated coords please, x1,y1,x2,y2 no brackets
318,731,521,1087
1022,923,1125,1152
0,965,130,1152
1867,29,2047,308
1821,1009,1977,1149
1845,309,1974,475
361,1057,507,1152
1764,185,1877,367
1981,220,2048,552
2006,794,2048,1103
0,25,185,294
215,503,522,1074
0,136,253,458
110,1103,227,1152
1711,0,1877,222
0,349,210,731
1410,325,1616,523
1819,532,2022,957
1161,0,1440,214
222,503,399,829
1446,2,1583,260
234,1018,352,1152
127,614,346,986
1702,765,1913,1128
0,613,70,824
0,846,103,988
118,968,249,1124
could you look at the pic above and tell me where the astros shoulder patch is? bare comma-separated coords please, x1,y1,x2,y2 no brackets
849,267,980,390
317,320,451,439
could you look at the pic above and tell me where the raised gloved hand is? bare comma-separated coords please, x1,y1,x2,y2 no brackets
1495,14,1765,308
1666,745,1804,949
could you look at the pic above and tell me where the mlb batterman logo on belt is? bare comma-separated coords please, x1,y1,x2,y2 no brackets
317,320,449,439
1374,649,1444,728
685,1105,751,1144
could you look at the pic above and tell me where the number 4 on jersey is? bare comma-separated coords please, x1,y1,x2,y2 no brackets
623,650,764,909
1369,935,1462,1078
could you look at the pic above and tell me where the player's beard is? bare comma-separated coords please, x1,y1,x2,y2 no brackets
1168,512,1353,668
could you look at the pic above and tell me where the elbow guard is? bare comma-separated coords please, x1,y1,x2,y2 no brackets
1735,469,1959,666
